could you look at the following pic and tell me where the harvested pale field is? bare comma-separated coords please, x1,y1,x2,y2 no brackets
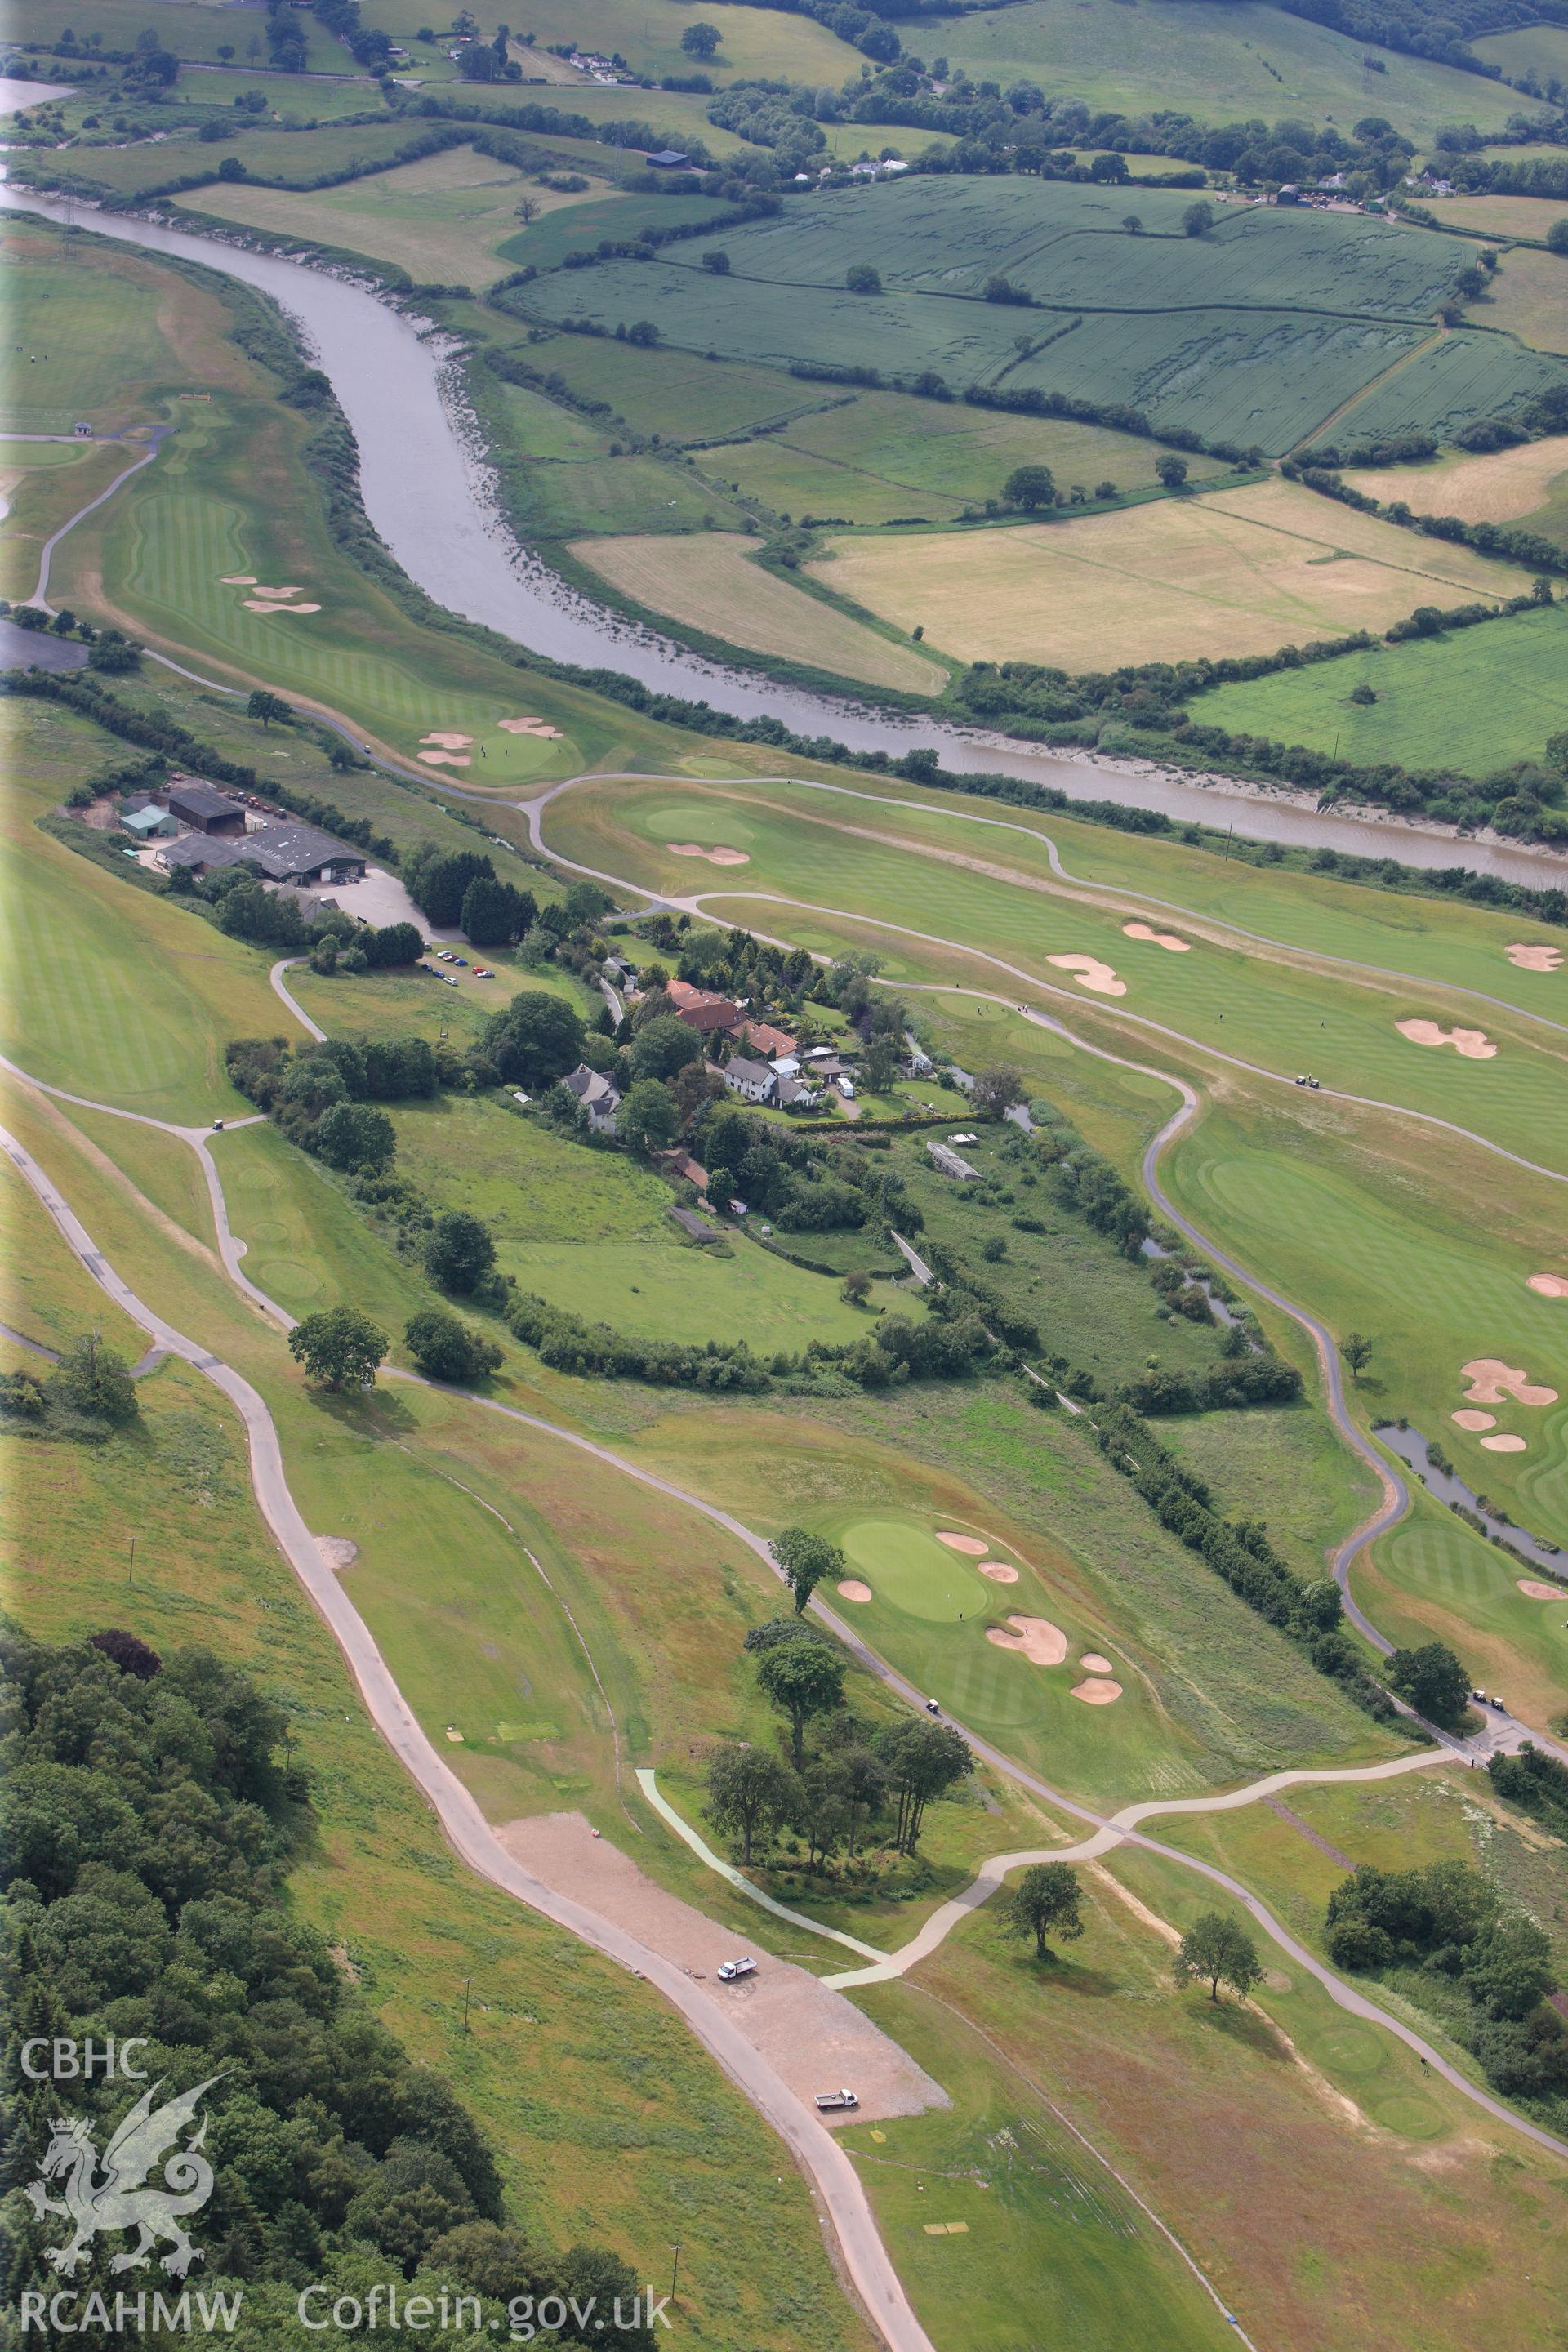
808,478,1533,668
570,532,944,693
1344,437,1568,523
1425,192,1568,243
1471,246,1568,355
176,145,612,288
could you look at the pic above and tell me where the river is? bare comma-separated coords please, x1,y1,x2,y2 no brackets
7,184,1568,887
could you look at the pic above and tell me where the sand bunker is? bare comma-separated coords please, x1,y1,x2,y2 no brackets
1080,1653,1113,1673
1049,953,1126,996
667,842,751,866
220,574,256,586
1071,1677,1123,1704
978,1561,1019,1584
1481,1434,1528,1453
1461,1357,1559,1407
1451,1409,1498,1432
1527,1274,1568,1299
1518,1579,1564,1601
498,715,564,738
986,1615,1068,1667
1505,944,1563,973
244,600,320,613
418,751,471,768
1396,1020,1497,1058
1122,922,1190,952
937,1532,990,1556
421,731,474,750
248,586,301,599
837,1579,873,1604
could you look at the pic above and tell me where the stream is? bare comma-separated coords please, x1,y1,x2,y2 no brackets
1377,1422,1565,1576
8,185,1568,887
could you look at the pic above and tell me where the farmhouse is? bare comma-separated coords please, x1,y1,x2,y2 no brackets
562,1064,621,1132
167,777,247,835
724,1056,777,1105
668,979,742,1036
154,819,368,887
928,1139,980,1180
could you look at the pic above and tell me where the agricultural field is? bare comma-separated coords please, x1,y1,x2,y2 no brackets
807,475,1534,669
497,0,855,90
1341,435,1568,529
941,0,1526,143
514,177,1568,453
1423,190,1568,243
514,330,840,442
1473,242,1568,355
5,0,345,69
1471,22,1568,83
1193,596,1568,769
569,530,947,689
176,142,617,287
166,65,383,122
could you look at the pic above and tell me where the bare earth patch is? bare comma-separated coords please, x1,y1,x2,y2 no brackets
315,1535,359,1573
1049,953,1125,996
978,1561,1019,1584
837,1579,873,1604
1396,1020,1497,1058
1461,1356,1559,1406
1527,1273,1568,1298
1518,1579,1565,1601
667,842,751,866
496,1811,948,2124
936,1531,989,1555
1505,943,1563,972
1451,1409,1498,1431
986,1615,1068,1666
1122,922,1190,951
570,532,946,696
1071,1677,1124,1705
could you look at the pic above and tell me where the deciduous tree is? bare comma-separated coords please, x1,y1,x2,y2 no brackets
1004,1862,1085,1961
1173,1911,1262,2003
287,1305,388,1391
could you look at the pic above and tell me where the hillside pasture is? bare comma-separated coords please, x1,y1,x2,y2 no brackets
569,531,946,689
177,144,613,286
808,476,1533,668
941,0,1522,142
1192,598,1568,770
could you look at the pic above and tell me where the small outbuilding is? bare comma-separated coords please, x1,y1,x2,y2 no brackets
927,1139,979,1181
120,804,177,841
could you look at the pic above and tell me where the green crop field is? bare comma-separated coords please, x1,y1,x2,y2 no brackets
515,330,835,441
500,0,855,88
167,66,382,122
7,0,345,69
495,187,733,272
941,0,1522,143
1194,599,1568,770
514,178,1568,454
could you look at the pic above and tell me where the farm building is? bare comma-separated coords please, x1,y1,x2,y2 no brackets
562,1063,621,1132
119,804,177,841
742,1019,798,1060
927,1139,980,1180
668,979,742,1036
644,149,688,168
167,778,247,835
154,819,368,886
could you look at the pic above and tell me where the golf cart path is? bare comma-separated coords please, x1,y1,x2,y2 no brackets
6,1074,1568,2173
0,1118,937,2352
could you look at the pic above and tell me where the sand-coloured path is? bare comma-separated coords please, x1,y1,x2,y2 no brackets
497,1811,947,2126
1049,953,1126,996
1452,1409,1497,1431
1506,944,1563,973
1519,1579,1565,1601
978,1561,1018,1584
667,842,751,865
1071,1677,1123,1704
936,1531,989,1556
1396,1019,1497,1058
1528,1273,1568,1298
986,1615,1068,1666
1123,922,1190,952
1461,1357,1559,1407
838,1579,873,1604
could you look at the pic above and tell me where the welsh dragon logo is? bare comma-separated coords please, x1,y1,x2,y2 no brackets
24,2075,224,2279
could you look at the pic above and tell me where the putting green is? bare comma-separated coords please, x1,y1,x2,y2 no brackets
836,1515,992,1622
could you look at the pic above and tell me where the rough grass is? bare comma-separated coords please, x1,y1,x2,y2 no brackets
569,531,947,690
1194,596,1568,770
808,476,1534,669
1424,190,1568,242
176,145,612,288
